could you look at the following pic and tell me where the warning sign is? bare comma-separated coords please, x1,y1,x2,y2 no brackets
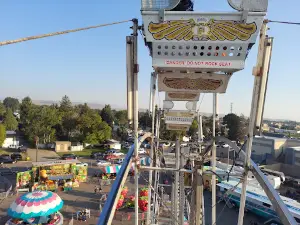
165,60,232,67
166,124,190,131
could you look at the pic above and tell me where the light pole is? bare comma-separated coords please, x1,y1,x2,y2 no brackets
35,136,39,162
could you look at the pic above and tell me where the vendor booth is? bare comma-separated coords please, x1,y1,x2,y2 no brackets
15,160,88,192
95,157,151,179
16,170,32,192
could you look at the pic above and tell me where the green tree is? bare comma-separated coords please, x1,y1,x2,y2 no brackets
58,95,77,140
39,106,62,143
116,126,128,141
159,120,186,141
20,97,33,128
3,97,19,112
59,95,72,113
139,111,152,129
223,113,244,141
0,102,6,118
188,118,198,137
0,124,6,146
23,105,61,144
77,106,111,144
115,110,128,126
100,105,114,127
3,108,18,131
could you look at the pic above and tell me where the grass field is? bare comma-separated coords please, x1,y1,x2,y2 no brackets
0,148,9,155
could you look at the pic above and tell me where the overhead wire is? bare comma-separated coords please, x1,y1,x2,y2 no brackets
267,20,300,25
0,19,132,46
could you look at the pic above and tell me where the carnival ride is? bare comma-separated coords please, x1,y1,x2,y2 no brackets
6,191,64,225
0,0,298,224
99,0,298,225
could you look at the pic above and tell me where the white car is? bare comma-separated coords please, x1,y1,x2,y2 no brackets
138,148,146,154
113,152,124,157
97,160,111,167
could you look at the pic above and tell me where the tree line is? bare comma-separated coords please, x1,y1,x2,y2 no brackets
188,113,249,141
139,109,249,142
0,96,128,146
0,95,249,147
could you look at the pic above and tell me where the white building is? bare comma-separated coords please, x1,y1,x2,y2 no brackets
105,139,121,150
1,131,19,148
250,136,286,163
285,147,300,166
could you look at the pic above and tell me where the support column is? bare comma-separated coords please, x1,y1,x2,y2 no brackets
131,18,140,225
179,145,185,224
237,21,268,225
211,93,217,225
174,137,180,222
256,37,273,136
147,72,157,224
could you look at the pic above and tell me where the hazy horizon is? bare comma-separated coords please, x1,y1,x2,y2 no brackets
0,97,295,122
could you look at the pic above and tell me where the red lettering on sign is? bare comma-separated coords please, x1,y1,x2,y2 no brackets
164,60,232,67
165,60,185,65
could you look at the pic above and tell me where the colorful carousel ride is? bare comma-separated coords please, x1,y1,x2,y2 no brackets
6,191,64,225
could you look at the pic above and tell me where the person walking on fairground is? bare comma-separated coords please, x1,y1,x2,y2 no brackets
94,186,99,194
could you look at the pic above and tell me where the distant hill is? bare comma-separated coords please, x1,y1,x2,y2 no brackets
31,100,225,116
31,100,124,110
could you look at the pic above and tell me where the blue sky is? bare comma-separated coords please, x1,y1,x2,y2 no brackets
0,0,299,121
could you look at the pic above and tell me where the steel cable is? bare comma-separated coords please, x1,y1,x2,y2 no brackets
0,19,132,46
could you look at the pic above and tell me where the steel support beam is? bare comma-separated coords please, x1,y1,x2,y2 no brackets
131,18,139,225
216,136,297,225
211,93,217,225
147,72,157,224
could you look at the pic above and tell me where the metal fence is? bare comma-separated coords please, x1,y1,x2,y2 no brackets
113,212,148,224
0,176,12,200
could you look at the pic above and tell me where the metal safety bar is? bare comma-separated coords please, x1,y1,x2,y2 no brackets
97,132,152,225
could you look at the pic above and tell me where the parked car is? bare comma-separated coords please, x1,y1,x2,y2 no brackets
8,144,22,149
105,154,118,160
95,153,108,160
111,158,124,165
113,152,124,157
90,152,103,159
61,154,77,160
11,153,22,161
96,160,111,167
105,150,117,154
0,155,16,164
18,146,27,153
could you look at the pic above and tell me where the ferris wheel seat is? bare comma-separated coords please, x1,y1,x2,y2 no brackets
141,0,268,12
141,11,266,73
142,0,193,11
157,72,232,93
